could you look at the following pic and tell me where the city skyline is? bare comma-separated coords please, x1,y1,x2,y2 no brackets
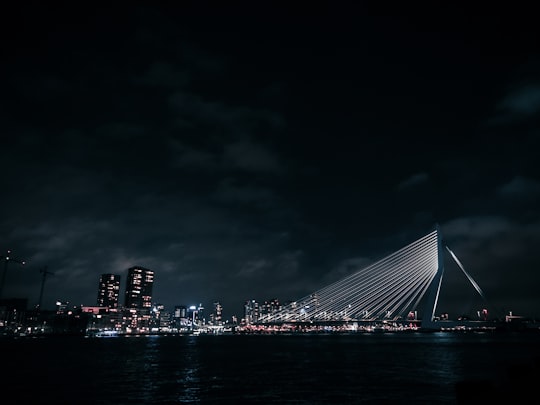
1,5,540,320
1,260,303,322
0,225,525,323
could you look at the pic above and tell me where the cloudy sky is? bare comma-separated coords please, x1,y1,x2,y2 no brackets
1,4,539,320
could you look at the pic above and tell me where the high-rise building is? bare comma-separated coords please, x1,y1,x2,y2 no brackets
174,305,187,319
211,301,223,325
244,299,259,324
261,298,281,316
124,266,154,310
97,273,121,308
173,305,188,329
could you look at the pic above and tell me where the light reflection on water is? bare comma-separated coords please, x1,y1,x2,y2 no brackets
2,332,540,404
175,335,201,403
140,335,161,403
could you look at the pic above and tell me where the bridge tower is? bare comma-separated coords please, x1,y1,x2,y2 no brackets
420,224,445,329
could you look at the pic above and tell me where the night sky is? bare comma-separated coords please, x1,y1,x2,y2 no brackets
2,4,539,320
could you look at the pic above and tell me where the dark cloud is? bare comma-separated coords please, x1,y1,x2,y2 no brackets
213,178,279,207
499,84,540,116
1,5,539,320
498,176,540,199
133,61,190,89
170,142,219,171
223,140,283,174
397,172,429,191
491,83,540,125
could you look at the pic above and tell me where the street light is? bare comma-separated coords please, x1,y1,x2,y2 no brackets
0,250,26,300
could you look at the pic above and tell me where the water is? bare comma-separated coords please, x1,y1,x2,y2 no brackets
3,331,540,404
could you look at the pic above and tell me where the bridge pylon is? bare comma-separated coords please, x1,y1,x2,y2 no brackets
420,223,445,330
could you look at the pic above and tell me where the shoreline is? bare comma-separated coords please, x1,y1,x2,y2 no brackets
2,324,539,339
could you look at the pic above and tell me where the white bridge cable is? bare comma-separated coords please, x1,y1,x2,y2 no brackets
405,262,441,315
303,231,438,302
386,261,437,318
366,249,439,319
296,231,438,311
259,231,438,322
259,229,441,323
343,247,435,314
302,245,435,320
318,232,436,308
348,248,438,320
266,234,437,322
445,245,487,301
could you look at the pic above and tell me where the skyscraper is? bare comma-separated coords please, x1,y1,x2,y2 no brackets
97,273,121,308
124,266,154,309
211,301,223,325
244,299,259,324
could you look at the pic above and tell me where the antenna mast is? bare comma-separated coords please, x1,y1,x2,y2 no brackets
37,266,54,310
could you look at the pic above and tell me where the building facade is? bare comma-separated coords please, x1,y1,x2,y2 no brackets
124,266,154,310
97,273,121,308
244,299,259,324
210,301,223,325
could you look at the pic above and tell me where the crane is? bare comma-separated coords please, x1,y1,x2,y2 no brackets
0,250,26,300
37,266,54,311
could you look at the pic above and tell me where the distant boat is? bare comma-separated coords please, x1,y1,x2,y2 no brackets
87,330,119,338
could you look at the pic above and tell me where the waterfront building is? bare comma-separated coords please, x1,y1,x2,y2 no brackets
150,303,171,331
0,298,28,330
210,301,223,325
186,304,205,326
173,305,189,329
124,266,154,310
55,300,70,315
261,298,281,316
97,273,121,308
197,303,205,324
174,305,187,319
244,299,259,324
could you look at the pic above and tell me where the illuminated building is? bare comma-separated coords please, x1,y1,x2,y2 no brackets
173,305,188,328
55,300,69,315
174,305,187,319
151,303,170,330
97,273,121,308
262,298,281,316
211,301,223,325
196,304,205,323
244,299,259,324
188,305,198,326
124,266,154,310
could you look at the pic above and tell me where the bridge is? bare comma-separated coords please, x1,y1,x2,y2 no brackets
257,225,492,330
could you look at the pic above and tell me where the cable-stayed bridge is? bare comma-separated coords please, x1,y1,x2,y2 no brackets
257,225,491,330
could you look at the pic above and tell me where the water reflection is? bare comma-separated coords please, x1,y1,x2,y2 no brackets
140,335,161,403
3,332,539,404
176,336,201,403
127,335,204,403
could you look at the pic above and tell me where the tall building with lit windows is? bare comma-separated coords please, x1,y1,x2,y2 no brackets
262,298,281,316
210,301,223,325
97,273,121,308
124,266,154,309
244,299,259,324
